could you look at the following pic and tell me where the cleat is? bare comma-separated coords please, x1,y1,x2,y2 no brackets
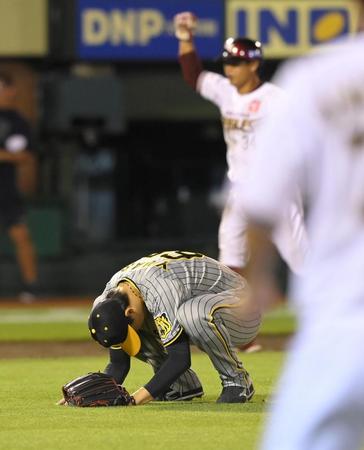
244,343,262,353
239,340,263,353
216,375,254,403
157,386,204,401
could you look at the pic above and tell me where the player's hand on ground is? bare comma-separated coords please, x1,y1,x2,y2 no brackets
173,12,197,41
57,398,68,406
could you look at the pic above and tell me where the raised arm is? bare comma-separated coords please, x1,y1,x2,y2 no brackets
174,12,203,90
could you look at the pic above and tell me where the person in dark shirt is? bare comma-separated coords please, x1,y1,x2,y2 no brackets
0,72,38,300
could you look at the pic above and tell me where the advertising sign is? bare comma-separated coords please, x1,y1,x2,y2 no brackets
226,1,360,58
77,0,224,60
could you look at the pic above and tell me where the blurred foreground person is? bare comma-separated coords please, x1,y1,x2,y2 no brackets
241,3,364,449
0,72,38,301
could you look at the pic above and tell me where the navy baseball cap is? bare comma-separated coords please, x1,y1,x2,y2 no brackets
88,296,141,356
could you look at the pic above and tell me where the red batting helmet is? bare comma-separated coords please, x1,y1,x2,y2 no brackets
220,38,263,65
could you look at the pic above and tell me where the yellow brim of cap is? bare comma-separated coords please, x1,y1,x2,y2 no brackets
117,325,141,356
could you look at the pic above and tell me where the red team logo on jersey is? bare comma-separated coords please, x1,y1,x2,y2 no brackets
248,100,261,113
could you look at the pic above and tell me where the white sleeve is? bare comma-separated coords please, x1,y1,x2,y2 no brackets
197,71,230,108
240,63,317,226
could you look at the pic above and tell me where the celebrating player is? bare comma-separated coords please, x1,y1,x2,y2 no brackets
174,12,307,279
86,251,260,405
241,4,364,448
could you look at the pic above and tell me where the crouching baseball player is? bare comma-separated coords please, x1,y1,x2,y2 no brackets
60,251,260,407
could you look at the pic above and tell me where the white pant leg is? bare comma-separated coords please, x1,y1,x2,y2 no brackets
261,322,364,450
272,199,308,274
219,187,307,273
218,189,248,269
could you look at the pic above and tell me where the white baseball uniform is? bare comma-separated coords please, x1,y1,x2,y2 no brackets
242,33,364,450
197,72,307,272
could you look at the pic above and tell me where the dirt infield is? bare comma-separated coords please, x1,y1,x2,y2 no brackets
0,297,93,308
0,335,290,359
0,341,106,359
0,297,291,358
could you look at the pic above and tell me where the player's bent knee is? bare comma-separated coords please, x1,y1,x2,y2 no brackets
176,310,207,339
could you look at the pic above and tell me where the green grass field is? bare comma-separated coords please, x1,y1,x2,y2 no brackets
0,305,292,450
0,304,296,341
0,352,284,450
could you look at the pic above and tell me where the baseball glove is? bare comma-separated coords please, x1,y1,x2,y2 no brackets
62,372,135,407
